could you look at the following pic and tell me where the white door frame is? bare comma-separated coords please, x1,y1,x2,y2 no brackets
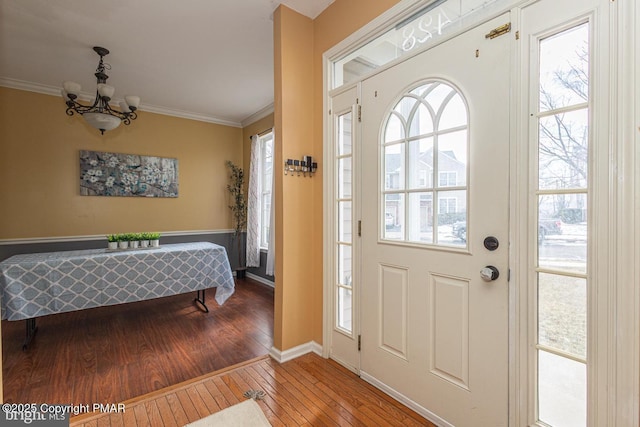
322,0,639,425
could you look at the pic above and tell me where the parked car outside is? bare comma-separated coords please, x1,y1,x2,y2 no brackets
451,218,562,243
539,217,562,242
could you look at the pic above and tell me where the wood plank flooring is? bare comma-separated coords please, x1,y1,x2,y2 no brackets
2,278,274,404
69,353,436,427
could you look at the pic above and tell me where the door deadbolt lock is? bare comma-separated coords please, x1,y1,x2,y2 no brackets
480,266,500,282
483,236,499,251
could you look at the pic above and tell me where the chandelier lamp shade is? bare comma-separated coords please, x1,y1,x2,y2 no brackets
62,46,140,135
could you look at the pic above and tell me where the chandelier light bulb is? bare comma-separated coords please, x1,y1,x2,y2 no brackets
119,101,131,113
62,81,81,98
97,83,115,100
125,95,140,110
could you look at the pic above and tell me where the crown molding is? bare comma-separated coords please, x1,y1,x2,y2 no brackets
0,77,243,128
241,103,275,127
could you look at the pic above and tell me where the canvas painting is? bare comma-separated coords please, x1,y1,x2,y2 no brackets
80,150,179,197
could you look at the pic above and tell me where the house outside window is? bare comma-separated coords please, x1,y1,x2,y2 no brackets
438,197,457,214
439,171,457,187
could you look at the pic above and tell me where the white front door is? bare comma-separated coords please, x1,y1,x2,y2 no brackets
360,14,511,426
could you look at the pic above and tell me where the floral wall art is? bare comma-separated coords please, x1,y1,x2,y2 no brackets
80,150,179,197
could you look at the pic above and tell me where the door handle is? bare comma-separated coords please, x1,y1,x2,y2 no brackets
480,266,499,282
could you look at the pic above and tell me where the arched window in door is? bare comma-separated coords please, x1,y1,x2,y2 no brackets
381,80,468,247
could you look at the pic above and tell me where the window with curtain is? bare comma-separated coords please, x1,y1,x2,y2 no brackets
247,130,274,269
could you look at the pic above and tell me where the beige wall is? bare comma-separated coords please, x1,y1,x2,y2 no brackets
273,5,316,350
273,0,400,351
0,87,243,239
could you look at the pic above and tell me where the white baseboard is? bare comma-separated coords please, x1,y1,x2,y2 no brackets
269,341,323,363
360,371,453,427
245,272,274,287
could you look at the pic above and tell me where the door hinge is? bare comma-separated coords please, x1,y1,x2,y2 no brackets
358,105,362,122
358,220,362,237
485,22,511,40
358,335,361,351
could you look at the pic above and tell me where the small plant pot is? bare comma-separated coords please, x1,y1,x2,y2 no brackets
129,241,139,249
118,241,128,249
108,241,118,250
140,240,149,248
150,239,160,247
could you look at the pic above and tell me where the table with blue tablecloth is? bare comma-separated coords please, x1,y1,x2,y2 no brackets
0,242,235,348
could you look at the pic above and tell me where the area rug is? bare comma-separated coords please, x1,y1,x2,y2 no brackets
184,399,271,427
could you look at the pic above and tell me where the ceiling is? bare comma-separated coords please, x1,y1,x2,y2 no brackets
0,0,335,127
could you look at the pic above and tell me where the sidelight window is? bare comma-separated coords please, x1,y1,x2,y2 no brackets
534,22,589,427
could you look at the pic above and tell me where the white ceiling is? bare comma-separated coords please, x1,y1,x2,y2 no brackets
0,0,335,127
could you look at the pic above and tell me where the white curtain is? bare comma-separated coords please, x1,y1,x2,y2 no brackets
265,156,276,276
245,134,261,268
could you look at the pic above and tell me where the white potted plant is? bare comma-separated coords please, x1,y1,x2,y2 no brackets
129,233,140,249
117,234,129,249
149,232,161,247
140,232,150,248
107,234,118,250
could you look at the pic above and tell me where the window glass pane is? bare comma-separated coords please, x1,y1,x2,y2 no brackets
331,0,508,88
393,95,417,119
338,112,352,156
384,193,404,240
337,287,353,332
538,273,586,358
538,194,587,274
259,133,273,249
439,93,467,131
539,23,589,112
408,102,434,137
261,194,271,246
338,244,352,286
538,350,586,427
338,201,352,243
408,137,433,189
381,80,468,247
410,83,433,97
407,192,433,244
338,157,352,198
426,82,454,114
437,190,466,246
538,108,588,190
384,143,404,190
437,130,467,187
385,113,405,143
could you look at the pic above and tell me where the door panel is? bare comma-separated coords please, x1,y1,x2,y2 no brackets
360,14,511,426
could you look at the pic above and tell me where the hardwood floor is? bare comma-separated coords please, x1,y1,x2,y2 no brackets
2,277,274,404
3,277,436,426
69,353,435,427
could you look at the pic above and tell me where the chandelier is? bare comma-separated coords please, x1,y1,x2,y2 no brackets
62,46,140,135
